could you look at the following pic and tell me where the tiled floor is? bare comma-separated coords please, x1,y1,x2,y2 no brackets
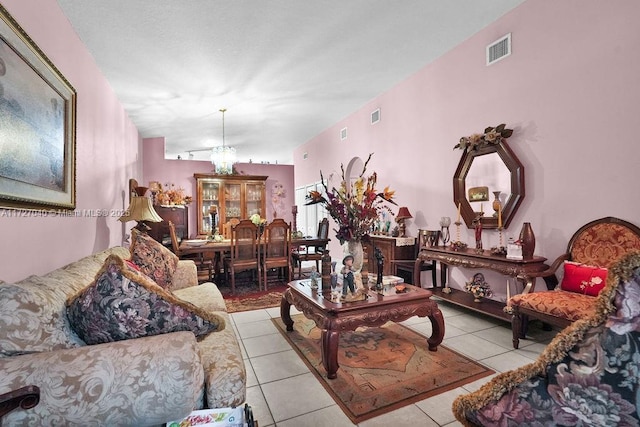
231,298,559,426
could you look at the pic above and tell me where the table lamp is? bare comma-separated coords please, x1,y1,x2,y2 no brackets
119,187,163,232
395,206,413,238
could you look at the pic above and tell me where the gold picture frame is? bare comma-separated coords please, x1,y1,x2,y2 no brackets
467,186,489,202
0,5,76,211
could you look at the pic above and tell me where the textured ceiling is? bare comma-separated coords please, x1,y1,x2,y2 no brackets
56,0,525,164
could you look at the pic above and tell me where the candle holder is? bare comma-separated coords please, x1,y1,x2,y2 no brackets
291,205,298,234
439,216,451,246
490,226,507,256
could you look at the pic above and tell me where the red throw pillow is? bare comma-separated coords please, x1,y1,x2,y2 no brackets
560,261,608,296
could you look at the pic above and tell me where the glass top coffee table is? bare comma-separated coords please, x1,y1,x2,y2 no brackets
280,280,445,379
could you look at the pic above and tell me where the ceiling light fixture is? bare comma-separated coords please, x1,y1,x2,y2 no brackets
210,108,236,174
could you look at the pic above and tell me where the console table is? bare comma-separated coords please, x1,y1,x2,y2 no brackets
413,247,552,321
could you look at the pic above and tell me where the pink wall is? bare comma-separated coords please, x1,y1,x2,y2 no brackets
142,137,294,237
0,1,141,283
294,0,640,299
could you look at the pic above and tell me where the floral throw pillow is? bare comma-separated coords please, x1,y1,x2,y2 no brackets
129,229,179,289
560,261,608,296
66,255,225,345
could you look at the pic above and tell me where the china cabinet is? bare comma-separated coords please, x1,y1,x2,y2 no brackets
194,174,267,236
147,205,189,246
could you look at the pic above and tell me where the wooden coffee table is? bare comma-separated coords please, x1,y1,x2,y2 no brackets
280,280,445,379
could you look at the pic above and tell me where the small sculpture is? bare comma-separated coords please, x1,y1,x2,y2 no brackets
341,255,356,296
472,213,483,252
374,247,385,292
309,266,320,290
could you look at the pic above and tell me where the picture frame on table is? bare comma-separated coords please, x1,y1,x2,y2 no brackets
0,5,76,211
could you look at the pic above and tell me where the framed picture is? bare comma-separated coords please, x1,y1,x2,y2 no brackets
0,5,76,211
468,186,489,202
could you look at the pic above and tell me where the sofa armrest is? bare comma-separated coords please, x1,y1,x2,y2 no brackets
0,385,40,419
172,259,199,290
0,331,204,426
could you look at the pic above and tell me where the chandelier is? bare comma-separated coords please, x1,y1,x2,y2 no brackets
210,108,236,174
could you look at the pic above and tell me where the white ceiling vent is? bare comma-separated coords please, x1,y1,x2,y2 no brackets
340,127,348,140
371,108,380,124
486,33,511,66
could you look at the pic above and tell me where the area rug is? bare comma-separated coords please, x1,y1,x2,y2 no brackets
272,314,494,423
223,284,287,313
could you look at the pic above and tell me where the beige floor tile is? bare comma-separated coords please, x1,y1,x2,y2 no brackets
472,325,515,349
259,373,335,422
515,342,549,360
444,334,508,360
244,359,258,388
242,333,291,358
235,318,279,339
276,405,355,427
245,385,274,427
250,349,310,384
358,404,439,427
461,373,498,393
481,351,535,373
445,313,503,333
231,309,272,324
415,387,466,426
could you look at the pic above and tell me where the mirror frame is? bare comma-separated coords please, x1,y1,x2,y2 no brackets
453,141,525,229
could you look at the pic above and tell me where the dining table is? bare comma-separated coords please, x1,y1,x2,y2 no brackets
178,236,330,283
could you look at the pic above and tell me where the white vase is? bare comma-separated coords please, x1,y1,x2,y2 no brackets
343,240,364,273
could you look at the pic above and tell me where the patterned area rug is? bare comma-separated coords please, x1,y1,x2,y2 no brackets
218,268,314,313
222,284,288,313
272,314,494,424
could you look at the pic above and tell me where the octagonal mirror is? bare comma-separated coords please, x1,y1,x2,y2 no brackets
453,141,524,229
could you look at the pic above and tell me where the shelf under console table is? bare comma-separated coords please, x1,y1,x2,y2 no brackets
413,246,553,321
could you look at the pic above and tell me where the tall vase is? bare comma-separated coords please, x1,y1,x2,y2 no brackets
343,240,364,273
519,222,536,258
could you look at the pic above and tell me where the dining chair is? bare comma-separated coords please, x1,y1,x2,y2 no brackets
224,219,260,294
291,217,329,279
262,218,292,290
222,218,240,239
168,221,213,281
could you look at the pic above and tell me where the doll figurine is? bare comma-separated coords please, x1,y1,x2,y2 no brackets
341,255,356,296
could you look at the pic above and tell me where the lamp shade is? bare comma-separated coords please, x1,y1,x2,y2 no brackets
119,196,163,223
396,206,413,221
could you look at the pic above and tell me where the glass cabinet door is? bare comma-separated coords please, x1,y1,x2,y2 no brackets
245,182,264,218
200,181,220,234
224,183,241,221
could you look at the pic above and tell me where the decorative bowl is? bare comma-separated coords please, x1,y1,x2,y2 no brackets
395,284,407,293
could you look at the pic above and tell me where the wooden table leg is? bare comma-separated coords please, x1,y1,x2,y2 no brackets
320,329,340,379
281,290,294,332
426,304,445,351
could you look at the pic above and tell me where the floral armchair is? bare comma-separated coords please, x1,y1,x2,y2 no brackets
509,217,640,349
453,250,640,426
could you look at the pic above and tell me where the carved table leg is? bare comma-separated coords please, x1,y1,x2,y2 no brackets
427,305,445,351
321,329,340,379
280,290,294,332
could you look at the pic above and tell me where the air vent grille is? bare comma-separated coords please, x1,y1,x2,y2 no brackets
303,152,308,160
371,108,380,124
486,33,511,66
340,127,347,140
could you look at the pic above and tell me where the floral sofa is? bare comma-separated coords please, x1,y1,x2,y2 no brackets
0,244,245,426
453,250,640,426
